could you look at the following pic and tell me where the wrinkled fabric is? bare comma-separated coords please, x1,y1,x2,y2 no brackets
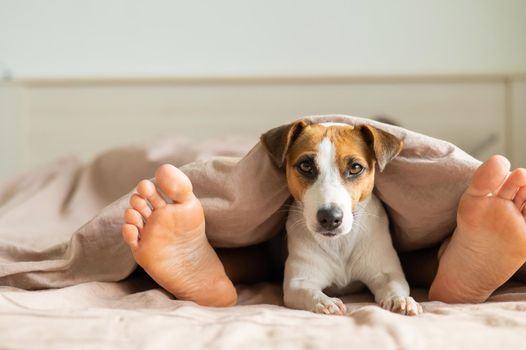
1,278,526,349
3,114,526,349
0,115,480,288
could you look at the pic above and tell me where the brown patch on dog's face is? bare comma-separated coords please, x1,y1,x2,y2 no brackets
284,124,377,206
284,124,325,202
332,127,377,206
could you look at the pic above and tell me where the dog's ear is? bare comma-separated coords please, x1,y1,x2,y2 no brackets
260,119,310,168
359,125,403,171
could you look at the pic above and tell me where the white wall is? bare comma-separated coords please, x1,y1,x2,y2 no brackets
511,80,526,167
1,1,525,179
1,0,525,78
0,83,19,176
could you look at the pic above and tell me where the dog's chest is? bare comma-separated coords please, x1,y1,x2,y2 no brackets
286,208,366,287
316,236,363,289
286,194,388,291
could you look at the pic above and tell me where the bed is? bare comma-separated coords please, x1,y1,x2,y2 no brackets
2,278,526,349
1,114,526,349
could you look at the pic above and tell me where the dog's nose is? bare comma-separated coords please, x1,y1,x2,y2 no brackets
316,205,343,230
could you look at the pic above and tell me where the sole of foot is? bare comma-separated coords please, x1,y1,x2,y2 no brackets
122,164,237,307
429,155,526,303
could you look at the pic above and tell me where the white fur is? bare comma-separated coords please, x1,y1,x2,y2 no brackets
283,138,422,316
302,138,353,235
318,122,350,128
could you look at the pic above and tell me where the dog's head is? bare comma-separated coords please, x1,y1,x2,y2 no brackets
261,120,402,238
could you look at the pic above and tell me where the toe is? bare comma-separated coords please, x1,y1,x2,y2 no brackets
327,304,338,314
393,298,406,314
497,168,526,200
380,298,393,310
405,298,421,316
122,224,140,249
381,296,418,315
467,155,510,197
130,194,152,218
333,298,347,314
513,187,526,212
124,208,143,229
314,299,343,315
137,179,166,209
155,164,194,203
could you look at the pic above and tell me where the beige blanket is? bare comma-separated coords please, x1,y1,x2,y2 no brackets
1,115,525,349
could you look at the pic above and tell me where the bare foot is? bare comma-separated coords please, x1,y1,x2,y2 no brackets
122,164,237,307
429,155,526,303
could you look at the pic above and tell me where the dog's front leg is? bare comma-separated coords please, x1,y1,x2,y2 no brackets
363,272,422,316
283,257,346,315
283,278,347,315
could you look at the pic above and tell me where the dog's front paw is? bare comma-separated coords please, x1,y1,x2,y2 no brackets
312,297,347,315
379,296,423,316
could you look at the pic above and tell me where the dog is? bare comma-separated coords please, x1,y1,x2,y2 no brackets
261,119,422,316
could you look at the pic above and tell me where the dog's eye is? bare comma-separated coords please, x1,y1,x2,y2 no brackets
297,160,315,176
299,161,312,173
346,163,364,177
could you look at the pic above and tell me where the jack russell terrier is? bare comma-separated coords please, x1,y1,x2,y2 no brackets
261,119,422,316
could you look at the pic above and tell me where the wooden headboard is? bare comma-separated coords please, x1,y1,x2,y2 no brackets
1,75,525,178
